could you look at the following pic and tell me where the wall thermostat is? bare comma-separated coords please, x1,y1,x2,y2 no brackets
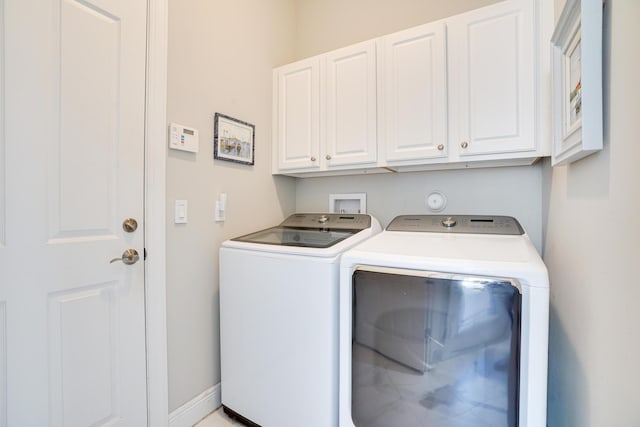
169,123,199,153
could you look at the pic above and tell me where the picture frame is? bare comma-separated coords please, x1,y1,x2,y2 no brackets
550,0,603,166
214,113,255,165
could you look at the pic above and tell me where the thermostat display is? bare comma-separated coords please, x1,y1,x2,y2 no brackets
169,123,199,153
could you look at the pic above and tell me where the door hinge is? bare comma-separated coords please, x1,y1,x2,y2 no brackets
144,248,147,260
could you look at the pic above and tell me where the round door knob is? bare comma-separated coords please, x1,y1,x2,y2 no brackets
326,155,332,160
110,249,140,265
437,144,444,151
122,218,138,233
460,141,469,149
310,156,317,162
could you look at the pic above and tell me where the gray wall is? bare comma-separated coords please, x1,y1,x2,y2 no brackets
166,0,296,411
543,1,640,425
296,166,544,251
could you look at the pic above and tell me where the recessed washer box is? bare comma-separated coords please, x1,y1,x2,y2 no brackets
329,193,366,214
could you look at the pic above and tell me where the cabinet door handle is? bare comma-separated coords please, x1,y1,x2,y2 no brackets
310,156,316,162
460,141,469,149
326,155,332,160
437,144,444,151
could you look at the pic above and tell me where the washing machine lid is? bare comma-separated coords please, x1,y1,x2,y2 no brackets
231,213,372,249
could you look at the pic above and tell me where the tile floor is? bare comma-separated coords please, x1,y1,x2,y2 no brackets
195,408,238,427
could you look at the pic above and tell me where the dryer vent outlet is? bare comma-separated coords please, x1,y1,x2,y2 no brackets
426,191,447,212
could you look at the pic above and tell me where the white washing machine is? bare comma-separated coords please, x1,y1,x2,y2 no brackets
338,215,549,427
220,213,381,427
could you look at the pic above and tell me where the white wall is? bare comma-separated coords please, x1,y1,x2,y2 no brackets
544,1,640,425
293,0,544,249
166,0,296,411
294,0,499,58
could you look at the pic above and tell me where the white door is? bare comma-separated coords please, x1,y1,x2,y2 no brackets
275,57,321,172
324,40,377,167
0,0,148,425
448,0,535,157
381,22,448,163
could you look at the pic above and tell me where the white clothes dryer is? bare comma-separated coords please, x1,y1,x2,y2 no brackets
338,215,549,427
220,213,381,427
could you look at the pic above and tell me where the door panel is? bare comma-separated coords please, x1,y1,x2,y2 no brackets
449,1,535,156
1,0,148,425
48,284,118,427
383,22,448,162
276,57,320,171
325,41,377,166
55,0,122,238
469,14,520,141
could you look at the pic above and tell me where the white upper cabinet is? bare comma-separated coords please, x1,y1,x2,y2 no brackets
273,42,377,174
380,22,448,164
324,41,378,167
274,57,320,171
447,0,537,158
273,0,551,176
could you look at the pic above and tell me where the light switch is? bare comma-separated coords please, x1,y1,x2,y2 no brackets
215,193,227,222
175,200,188,224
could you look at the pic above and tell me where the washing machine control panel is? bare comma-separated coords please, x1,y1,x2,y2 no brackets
387,215,524,235
281,213,372,231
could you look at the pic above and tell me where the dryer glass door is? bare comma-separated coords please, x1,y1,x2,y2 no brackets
351,268,521,427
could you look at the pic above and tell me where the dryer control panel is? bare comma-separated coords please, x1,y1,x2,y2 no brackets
387,215,524,235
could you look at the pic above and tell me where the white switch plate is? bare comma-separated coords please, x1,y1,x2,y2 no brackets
215,193,227,222
175,200,188,224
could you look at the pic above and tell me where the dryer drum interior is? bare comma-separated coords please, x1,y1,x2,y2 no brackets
351,268,522,427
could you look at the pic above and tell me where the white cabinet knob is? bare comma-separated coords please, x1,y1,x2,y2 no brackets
461,141,469,149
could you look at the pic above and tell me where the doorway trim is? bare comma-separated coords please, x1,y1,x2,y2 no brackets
145,0,169,425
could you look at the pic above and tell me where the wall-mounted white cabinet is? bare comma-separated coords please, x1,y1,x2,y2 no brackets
273,41,378,174
448,0,537,159
273,0,551,177
325,42,378,168
274,57,320,171
380,22,448,164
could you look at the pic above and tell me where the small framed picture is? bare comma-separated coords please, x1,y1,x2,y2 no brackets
550,0,603,166
213,113,255,165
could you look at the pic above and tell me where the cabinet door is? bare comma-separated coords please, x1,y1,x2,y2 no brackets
449,0,535,157
275,57,321,171
382,22,448,163
324,41,377,167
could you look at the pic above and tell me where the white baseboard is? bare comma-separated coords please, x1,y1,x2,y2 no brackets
169,384,221,427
